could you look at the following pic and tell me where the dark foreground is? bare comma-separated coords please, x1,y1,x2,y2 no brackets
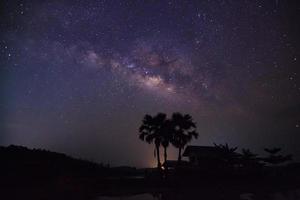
1,145,300,200
2,176,300,200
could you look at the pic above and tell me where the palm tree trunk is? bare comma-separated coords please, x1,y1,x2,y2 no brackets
178,147,182,164
164,147,167,163
156,145,161,169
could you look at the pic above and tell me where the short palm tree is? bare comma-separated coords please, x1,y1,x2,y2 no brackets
241,149,257,160
241,148,259,167
214,143,239,166
263,147,292,165
139,113,167,168
171,113,198,164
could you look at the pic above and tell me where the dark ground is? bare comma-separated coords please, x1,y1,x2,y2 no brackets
1,145,300,200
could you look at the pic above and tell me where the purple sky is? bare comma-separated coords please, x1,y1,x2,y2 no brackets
1,0,299,167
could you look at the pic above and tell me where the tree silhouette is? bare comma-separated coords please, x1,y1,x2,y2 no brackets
139,113,167,168
160,119,174,164
241,149,258,161
264,147,281,154
263,147,292,165
171,113,198,164
240,148,260,168
214,143,239,166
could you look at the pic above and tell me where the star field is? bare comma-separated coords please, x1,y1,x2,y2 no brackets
1,0,300,167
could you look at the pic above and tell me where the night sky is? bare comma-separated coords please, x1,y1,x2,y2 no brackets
1,0,299,167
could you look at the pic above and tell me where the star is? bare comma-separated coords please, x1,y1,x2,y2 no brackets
1,0,300,167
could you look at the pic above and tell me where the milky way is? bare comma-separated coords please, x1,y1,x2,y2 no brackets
1,0,300,167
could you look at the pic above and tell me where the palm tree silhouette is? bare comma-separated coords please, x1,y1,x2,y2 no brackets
241,148,259,168
139,113,167,168
160,119,174,163
170,113,198,164
263,147,292,165
264,147,281,155
214,143,239,166
241,149,258,161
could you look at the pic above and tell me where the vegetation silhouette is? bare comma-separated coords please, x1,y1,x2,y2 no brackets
139,112,198,168
170,112,198,164
139,113,167,168
1,112,300,199
213,143,240,166
241,149,258,161
240,148,261,169
263,147,293,165
161,119,174,164
1,143,299,200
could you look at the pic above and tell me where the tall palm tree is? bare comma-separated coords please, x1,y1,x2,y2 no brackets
171,113,198,163
139,113,167,168
160,119,174,163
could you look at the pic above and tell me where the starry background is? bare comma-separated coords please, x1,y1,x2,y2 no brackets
0,0,299,167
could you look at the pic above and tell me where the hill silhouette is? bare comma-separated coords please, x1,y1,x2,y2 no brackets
0,145,108,181
0,145,111,199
